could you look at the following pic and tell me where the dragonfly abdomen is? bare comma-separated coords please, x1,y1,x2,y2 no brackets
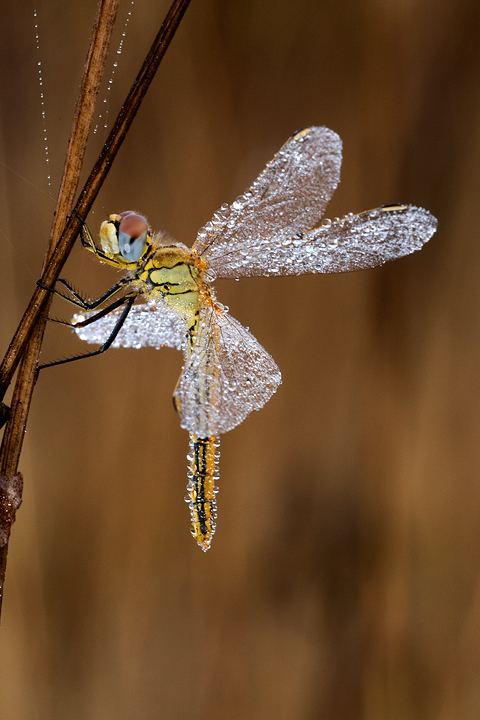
186,434,219,551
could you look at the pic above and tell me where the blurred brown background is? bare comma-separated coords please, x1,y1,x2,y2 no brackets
0,0,479,718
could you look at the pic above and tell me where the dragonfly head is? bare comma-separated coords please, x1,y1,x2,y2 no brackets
100,211,152,264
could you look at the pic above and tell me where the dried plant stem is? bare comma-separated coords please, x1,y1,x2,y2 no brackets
0,0,192,617
1,0,120,466
0,0,120,618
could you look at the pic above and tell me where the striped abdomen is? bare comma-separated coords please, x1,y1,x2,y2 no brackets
186,435,219,551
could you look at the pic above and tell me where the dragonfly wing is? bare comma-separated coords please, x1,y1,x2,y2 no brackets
198,205,437,278
193,126,342,264
73,301,186,350
298,205,438,273
173,304,282,436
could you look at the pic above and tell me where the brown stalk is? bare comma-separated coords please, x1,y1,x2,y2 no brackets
0,0,120,619
0,0,192,618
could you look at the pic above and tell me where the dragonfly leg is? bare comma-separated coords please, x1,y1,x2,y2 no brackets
37,276,133,310
38,295,135,372
77,215,97,253
49,292,137,329
77,216,124,264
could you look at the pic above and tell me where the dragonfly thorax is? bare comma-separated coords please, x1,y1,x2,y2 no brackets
136,247,203,325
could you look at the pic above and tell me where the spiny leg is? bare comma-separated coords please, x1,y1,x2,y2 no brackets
64,293,137,328
38,294,135,371
78,214,118,264
185,434,219,551
37,275,134,311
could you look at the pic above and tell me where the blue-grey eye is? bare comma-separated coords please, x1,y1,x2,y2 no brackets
117,213,149,261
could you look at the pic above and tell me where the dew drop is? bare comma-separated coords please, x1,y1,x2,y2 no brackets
32,1,51,186
94,0,135,135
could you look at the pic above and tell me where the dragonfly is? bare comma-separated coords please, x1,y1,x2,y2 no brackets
41,126,437,551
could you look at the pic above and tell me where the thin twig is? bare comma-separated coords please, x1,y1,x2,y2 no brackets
0,0,192,618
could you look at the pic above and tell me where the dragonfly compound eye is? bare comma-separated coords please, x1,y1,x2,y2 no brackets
118,213,149,262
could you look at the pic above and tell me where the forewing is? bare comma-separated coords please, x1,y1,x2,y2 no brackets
193,127,342,263
72,301,186,350
199,205,437,278
174,304,282,436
